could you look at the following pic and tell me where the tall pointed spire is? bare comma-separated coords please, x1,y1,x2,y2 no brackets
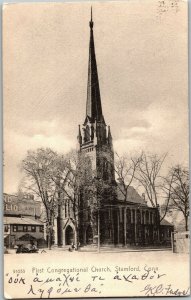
86,8,104,123
90,6,93,29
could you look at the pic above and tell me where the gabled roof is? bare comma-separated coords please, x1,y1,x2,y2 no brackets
160,219,173,226
4,216,43,225
117,184,147,206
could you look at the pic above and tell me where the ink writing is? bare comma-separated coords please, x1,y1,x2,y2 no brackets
140,284,190,296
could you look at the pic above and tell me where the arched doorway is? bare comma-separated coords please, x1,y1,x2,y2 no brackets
86,225,93,244
65,225,74,245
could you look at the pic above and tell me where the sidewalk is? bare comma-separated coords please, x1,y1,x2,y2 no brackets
34,244,173,254
78,245,172,253
5,244,172,254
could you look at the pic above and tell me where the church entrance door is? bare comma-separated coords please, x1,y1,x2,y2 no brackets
86,225,93,244
65,225,74,245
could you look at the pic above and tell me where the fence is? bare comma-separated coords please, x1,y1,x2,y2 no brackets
171,231,190,253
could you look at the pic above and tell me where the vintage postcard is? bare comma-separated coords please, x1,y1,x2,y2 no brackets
3,1,189,298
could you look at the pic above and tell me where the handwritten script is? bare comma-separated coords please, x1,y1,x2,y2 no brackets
5,265,190,298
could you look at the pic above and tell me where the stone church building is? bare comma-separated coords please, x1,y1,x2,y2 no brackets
56,11,173,248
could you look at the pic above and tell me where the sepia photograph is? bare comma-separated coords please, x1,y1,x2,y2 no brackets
3,0,189,298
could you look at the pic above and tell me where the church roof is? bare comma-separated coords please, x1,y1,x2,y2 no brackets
117,185,147,206
160,219,173,227
85,8,105,124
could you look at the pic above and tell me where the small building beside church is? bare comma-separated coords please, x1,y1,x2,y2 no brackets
4,193,45,248
56,11,173,248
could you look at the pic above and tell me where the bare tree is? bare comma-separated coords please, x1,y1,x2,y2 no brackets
135,152,168,221
21,148,58,249
163,165,189,231
114,152,142,201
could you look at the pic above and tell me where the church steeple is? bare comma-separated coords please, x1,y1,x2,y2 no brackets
86,8,104,123
78,9,114,150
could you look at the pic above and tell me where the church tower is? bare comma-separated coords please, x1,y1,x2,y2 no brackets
77,9,116,245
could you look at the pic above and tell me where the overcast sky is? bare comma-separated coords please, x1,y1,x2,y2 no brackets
3,0,188,194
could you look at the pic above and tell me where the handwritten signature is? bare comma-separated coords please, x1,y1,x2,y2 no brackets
140,284,190,296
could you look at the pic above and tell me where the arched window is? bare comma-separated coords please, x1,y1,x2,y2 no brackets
68,200,70,217
146,211,149,224
126,209,131,224
86,225,93,244
132,210,135,223
150,212,153,224
86,125,90,141
137,210,141,224
91,126,94,140
65,225,74,245
103,159,109,180
64,202,67,218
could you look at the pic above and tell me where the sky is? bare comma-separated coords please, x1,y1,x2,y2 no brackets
3,0,188,194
